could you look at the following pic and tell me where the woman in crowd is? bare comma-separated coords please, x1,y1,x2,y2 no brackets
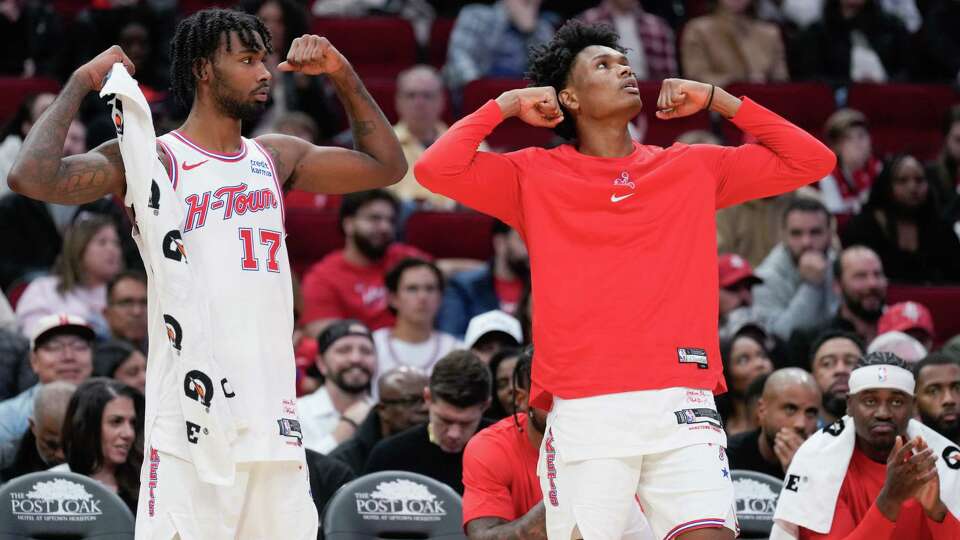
487,347,522,420
93,340,147,395
16,215,122,338
58,378,144,514
718,325,774,435
842,154,960,283
681,0,789,86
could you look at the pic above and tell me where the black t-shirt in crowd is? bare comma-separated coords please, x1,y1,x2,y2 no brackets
726,428,786,480
363,420,493,495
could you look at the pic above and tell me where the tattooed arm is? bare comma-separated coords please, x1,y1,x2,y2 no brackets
465,503,549,540
7,46,136,204
255,35,406,194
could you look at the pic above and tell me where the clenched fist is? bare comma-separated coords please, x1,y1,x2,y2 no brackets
278,34,347,76
495,86,564,128
74,45,136,92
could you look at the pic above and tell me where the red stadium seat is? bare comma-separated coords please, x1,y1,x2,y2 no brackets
886,284,960,349
363,78,399,124
635,81,712,147
462,78,556,150
0,78,61,126
722,83,836,144
428,18,456,68
405,211,494,260
847,83,959,161
285,208,343,277
311,18,417,79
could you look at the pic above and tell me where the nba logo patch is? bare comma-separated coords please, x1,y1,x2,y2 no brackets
877,367,888,382
684,410,696,423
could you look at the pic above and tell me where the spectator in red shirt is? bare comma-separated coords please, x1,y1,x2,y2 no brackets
913,353,960,445
300,190,430,337
415,19,834,540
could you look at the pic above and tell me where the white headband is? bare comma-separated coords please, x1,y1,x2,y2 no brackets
848,364,915,396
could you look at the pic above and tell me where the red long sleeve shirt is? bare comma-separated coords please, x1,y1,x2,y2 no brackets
799,447,959,539
416,98,836,409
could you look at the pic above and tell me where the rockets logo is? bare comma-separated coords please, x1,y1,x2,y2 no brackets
163,314,182,351
148,180,160,215
944,446,960,470
112,98,124,137
162,230,187,263
183,370,214,408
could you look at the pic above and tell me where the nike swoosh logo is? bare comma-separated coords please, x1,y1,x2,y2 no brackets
182,160,209,171
610,193,635,203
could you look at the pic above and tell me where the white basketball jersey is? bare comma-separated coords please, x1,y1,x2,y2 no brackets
146,131,302,463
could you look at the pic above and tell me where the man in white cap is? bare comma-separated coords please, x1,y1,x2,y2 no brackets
771,351,960,539
0,314,94,446
464,310,523,364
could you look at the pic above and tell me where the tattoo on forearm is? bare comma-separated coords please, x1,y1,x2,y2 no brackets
57,162,113,203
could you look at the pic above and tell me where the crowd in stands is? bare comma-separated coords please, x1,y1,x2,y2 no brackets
1,0,960,538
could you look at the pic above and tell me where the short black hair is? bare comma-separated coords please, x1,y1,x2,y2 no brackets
107,270,147,301
384,257,445,315
856,350,909,370
782,197,830,228
429,350,491,409
237,0,308,58
809,329,865,368
169,8,273,109
93,339,139,378
526,20,624,141
338,189,400,234
913,352,960,377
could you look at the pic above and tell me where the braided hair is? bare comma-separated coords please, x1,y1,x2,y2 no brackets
169,8,273,109
526,20,624,141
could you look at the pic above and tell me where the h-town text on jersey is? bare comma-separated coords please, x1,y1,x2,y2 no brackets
183,182,279,232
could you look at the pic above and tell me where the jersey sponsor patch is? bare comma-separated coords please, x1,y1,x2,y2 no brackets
278,418,303,444
674,407,722,428
678,347,709,369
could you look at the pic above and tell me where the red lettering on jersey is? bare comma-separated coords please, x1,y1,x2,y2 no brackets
184,192,211,232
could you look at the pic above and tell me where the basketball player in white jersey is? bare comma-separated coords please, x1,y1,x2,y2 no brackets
7,9,406,539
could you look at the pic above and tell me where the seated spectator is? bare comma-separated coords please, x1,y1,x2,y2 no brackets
0,93,54,196
0,314,94,446
719,325,774,435
842,154,960,283
877,0,922,33
364,350,493,494
926,105,960,211
808,329,865,425
304,447,356,540
310,0,436,46
794,0,909,83
439,220,529,338
913,352,959,445
487,348,522,420
0,1,62,78
301,190,430,336
329,366,429,475
787,245,887,368
0,381,75,482
464,310,524,364
299,320,376,453
373,258,461,378
577,0,677,81
717,192,796,269
444,0,557,91
772,352,960,538
878,301,935,351
717,253,764,342
16,216,123,339
102,270,148,353
817,109,882,215
727,368,821,479
755,0,823,29
93,340,146,395
681,0,789,86
115,18,168,104
0,327,33,401
922,0,960,84
56,378,143,514
753,198,838,340
867,331,927,364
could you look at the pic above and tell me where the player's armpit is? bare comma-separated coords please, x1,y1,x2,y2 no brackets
10,139,127,205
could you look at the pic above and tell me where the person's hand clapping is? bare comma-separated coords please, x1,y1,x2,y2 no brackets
877,436,939,521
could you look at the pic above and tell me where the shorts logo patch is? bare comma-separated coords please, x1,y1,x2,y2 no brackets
673,408,722,428
544,428,560,507
278,418,303,446
677,347,708,369
148,448,160,517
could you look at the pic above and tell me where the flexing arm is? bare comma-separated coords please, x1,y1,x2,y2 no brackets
7,46,134,204
466,503,548,540
258,35,405,194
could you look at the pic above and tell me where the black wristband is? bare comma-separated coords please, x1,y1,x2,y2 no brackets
340,416,359,429
705,84,716,111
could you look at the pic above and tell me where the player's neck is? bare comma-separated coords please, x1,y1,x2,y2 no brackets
574,122,634,158
178,102,244,155
326,383,367,413
392,318,432,343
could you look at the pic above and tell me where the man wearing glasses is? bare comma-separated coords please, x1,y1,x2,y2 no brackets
103,271,148,353
0,313,94,446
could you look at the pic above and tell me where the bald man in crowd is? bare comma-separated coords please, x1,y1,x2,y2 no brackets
726,368,822,479
0,381,77,481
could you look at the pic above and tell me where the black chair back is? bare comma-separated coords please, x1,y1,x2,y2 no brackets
731,469,784,539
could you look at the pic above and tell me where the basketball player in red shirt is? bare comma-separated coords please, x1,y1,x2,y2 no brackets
416,21,836,540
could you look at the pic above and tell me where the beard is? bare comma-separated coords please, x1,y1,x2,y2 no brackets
211,71,267,123
842,290,885,322
353,232,390,261
919,410,960,442
331,366,373,395
823,392,848,419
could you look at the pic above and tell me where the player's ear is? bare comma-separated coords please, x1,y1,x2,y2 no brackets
558,88,578,114
193,58,211,82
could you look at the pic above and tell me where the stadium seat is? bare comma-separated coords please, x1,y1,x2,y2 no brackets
311,18,418,79
0,470,134,539
730,469,783,539
635,81,713,147
886,284,960,348
847,83,959,161
0,78,61,126
323,470,466,540
405,211,494,260
364,78,400,124
429,18,457,68
285,208,343,277
462,78,556,150
722,83,836,145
